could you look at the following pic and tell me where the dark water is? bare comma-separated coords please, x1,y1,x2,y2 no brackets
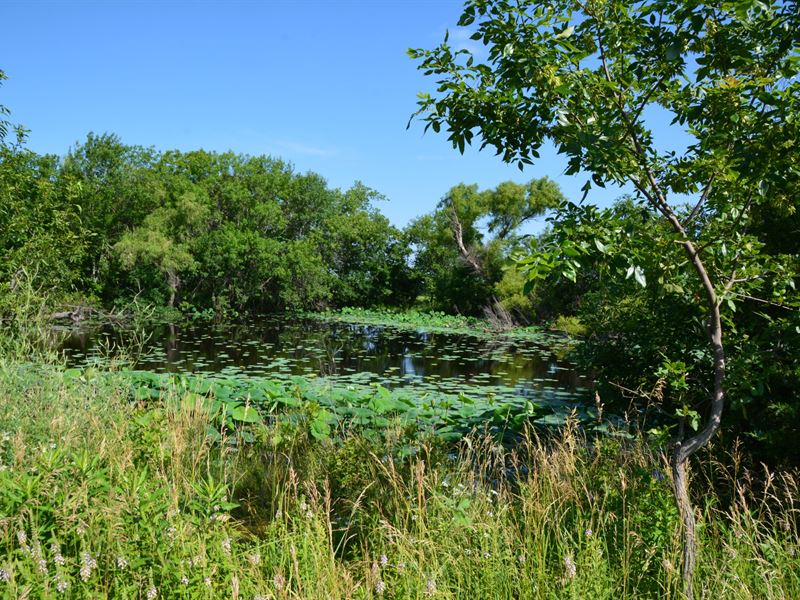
61,317,588,400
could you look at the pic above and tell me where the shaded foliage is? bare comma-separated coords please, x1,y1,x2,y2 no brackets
1,133,414,315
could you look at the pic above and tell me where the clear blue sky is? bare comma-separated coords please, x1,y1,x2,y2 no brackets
2,0,631,229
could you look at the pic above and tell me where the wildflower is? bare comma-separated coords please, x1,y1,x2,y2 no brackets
397,562,406,570
146,585,158,599
517,554,526,563
221,537,232,554
254,596,267,600
165,526,177,539
652,469,665,482
52,543,66,567
204,577,212,587
564,554,577,579
273,573,286,591
248,553,261,566
213,504,220,512
374,580,386,595
424,578,437,597
116,556,129,570
380,554,389,566
31,543,47,574
180,576,189,585
56,577,68,593
585,528,593,537
80,552,97,582
0,568,9,582
76,522,87,536
482,552,491,559
16,530,29,553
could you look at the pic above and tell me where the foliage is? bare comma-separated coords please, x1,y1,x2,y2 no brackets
1,134,414,314
312,307,557,342
1,359,798,598
407,178,563,316
411,1,799,590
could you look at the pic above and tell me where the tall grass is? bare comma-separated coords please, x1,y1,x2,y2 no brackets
1,359,797,599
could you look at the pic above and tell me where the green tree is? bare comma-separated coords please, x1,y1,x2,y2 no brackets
0,69,10,143
407,178,563,317
410,0,799,594
114,184,209,307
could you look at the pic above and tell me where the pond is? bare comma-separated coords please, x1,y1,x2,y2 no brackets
61,316,590,406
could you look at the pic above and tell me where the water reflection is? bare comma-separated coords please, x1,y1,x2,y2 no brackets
61,317,587,397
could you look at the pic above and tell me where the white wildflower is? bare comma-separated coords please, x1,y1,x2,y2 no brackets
80,552,97,582
116,555,129,570
16,531,29,553
221,537,232,554
424,578,437,597
146,585,158,599
564,554,577,579
180,575,189,585
247,553,261,566
0,568,9,582
380,554,389,566
374,579,386,595
273,573,285,591
56,577,68,593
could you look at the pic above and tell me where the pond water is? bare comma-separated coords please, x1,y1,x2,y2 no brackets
61,317,589,404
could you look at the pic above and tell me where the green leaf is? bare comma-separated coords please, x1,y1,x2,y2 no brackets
230,404,263,424
554,26,574,39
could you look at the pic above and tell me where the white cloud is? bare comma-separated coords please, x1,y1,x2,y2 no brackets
277,140,339,158
447,27,486,58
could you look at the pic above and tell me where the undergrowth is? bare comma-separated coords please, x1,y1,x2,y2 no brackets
0,360,797,599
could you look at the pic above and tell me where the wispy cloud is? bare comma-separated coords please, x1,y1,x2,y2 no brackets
447,27,486,58
415,154,454,162
277,140,339,158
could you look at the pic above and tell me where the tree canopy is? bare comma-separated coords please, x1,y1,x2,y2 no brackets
411,0,799,594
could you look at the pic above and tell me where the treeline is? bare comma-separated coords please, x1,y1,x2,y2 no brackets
0,131,565,319
1,132,420,315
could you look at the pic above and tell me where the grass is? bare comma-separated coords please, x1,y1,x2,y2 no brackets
1,356,798,599
308,307,566,343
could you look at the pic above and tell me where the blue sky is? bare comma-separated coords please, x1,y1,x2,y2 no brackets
1,0,632,229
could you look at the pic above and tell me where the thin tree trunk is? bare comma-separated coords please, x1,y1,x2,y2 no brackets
660,213,726,600
449,209,484,276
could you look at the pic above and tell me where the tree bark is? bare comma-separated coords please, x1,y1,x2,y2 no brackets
655,207,726,600
449,209,484,276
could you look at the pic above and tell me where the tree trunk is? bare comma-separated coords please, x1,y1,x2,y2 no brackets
667,232,726,599
166,269,181,308
639,188,726,599
449,209,484,276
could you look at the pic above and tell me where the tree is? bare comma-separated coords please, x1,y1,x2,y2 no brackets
407,178,563,317
0,70,10,143
410,0,799,595
114,185,208,307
